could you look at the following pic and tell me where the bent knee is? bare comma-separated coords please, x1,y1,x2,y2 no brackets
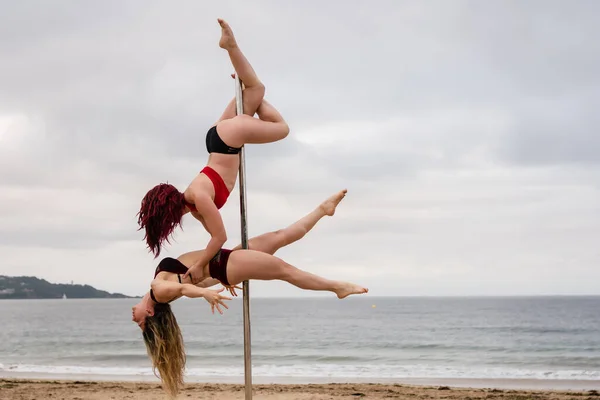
244,83,265,99
272,122,290,141
281,122,290,138
255,82,266,96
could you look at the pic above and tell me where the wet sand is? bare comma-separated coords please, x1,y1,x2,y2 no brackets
1,378,598,400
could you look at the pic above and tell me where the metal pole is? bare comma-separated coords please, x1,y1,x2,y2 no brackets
235,76,252,400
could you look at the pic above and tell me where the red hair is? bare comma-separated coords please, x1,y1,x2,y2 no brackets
137,183,186,258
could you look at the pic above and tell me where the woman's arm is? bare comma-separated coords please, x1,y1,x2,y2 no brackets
151,279,209,301
195,278,221,288
183,193,227,280
151,280,231,313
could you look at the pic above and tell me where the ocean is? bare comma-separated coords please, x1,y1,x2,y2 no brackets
1,296,599,389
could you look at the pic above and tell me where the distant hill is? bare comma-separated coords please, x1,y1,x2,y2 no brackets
0,275,134,299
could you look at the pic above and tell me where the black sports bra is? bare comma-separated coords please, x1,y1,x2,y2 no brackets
150,257,193,304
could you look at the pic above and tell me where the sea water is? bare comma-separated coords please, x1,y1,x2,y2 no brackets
1,296,599,389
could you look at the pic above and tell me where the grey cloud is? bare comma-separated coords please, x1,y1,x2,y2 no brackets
1,1,600,295
496,95,600,166
0,227,134,250
3,0,598,175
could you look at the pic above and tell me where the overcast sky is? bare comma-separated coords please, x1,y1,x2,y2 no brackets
1,0,599,298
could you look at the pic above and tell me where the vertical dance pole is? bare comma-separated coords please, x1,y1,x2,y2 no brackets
235,76,252,400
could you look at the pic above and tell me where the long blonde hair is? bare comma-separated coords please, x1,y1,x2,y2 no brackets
142,303,186,398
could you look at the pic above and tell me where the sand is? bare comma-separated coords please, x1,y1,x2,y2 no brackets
1,379,598,400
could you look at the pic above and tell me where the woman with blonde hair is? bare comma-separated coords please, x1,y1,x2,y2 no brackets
132,190,368,397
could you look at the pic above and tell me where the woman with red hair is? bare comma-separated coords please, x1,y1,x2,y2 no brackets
138,19,289,279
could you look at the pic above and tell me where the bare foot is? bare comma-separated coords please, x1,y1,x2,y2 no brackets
320,189,348,216
218,18,238,50
335,282,368,299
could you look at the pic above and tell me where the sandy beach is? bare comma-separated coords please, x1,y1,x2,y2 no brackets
1,379,598,400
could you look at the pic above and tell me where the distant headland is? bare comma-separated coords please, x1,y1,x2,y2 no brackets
0,275,138,299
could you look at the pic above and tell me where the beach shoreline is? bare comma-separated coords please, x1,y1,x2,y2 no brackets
1,378,599,400
2,372,600,390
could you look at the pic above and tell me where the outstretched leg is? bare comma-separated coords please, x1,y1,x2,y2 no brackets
226,250,368,299
216,18,265,121
231,190,348,255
